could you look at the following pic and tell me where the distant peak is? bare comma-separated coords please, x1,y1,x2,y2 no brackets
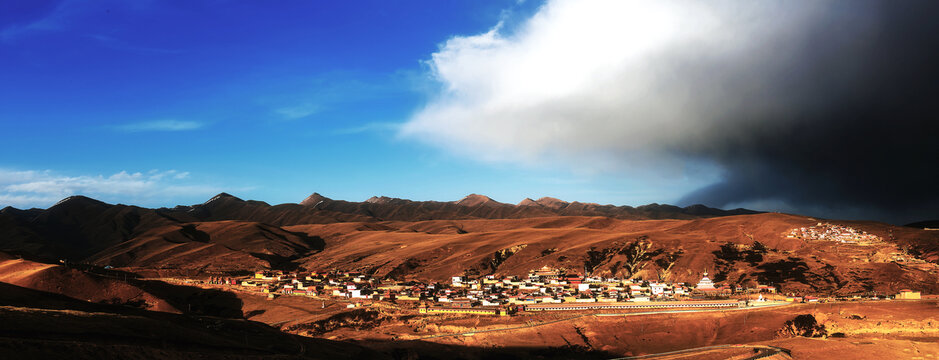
457,194,499,207
300,192,332,206
636,203,682,212
518,197,568,208
535,197,569,209
365,196,392,204
518,198,537,206
52,195,106,208
205,192,242,204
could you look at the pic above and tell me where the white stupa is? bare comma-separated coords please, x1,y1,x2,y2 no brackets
696,269,716,291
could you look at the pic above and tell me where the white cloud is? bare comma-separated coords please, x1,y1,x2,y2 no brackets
0,168,221,209
86,34,183,54
332,122,402,135
0,194,62,208
2,0,157,42
275,103,322,120
400,0,834,175
0,0,74,41
114,120,204,132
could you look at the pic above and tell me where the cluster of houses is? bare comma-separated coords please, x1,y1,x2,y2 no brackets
785,223,929,265
207,266,786,315
786,223,881,244
202,266,927,315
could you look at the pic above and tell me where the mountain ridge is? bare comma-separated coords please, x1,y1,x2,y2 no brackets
1,193,938,296
290,192,761,222
0,192,758,265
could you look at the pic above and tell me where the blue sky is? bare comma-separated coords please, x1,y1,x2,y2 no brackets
1,0,715,209
3,0,936,223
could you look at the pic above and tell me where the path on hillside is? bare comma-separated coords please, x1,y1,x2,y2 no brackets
417,302,792,339
608,344,792,360
0,259,58,283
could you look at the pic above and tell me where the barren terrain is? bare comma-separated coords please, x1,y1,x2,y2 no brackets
1,194,938,359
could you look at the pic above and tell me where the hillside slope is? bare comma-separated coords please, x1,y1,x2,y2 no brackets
88,221,325,271
286,213,939,295
0,281,388,360
0,196,177,260
0,193,754,263
0,254,180,312
3,194,937,296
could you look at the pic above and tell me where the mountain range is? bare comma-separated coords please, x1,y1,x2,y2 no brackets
2,193,938,296
0,192,755,262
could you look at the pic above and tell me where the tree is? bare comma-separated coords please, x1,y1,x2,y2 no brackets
622,236,655,279
655,248,684,282
585,236,652,277
583,247,611,276
776,314,827,338
752,241,768,253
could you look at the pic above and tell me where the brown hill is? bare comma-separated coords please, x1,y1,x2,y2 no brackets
166,192,372,225
299,193,759,222
5,193,938,296
285,213,939,295
906,219,939,229
0,193,758,265
456,193,501,207
0,250,265,319
299,192,332,206
88,221,324,271
0,253,177,312
0,194,363,262
0,281,388,360
0,196,178,260
532,197,570,209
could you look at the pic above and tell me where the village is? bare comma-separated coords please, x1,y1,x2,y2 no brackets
201,265,804,316
786,223,932,266
167,225,933,317
786,222,882,244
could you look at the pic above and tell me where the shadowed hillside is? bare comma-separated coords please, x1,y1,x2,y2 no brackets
0,281,388,360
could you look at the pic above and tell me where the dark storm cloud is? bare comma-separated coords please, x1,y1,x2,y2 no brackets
678,1,939,223
404,0,939,223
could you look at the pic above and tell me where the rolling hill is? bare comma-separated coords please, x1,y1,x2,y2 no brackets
284,213,939,295
1,194,937,296
0,192,754,261
0,279,388,360
87,221,325,272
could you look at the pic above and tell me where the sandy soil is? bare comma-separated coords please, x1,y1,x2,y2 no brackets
281,300,939,358
768,337,939,359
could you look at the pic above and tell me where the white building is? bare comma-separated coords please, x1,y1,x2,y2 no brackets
696,270,716,291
